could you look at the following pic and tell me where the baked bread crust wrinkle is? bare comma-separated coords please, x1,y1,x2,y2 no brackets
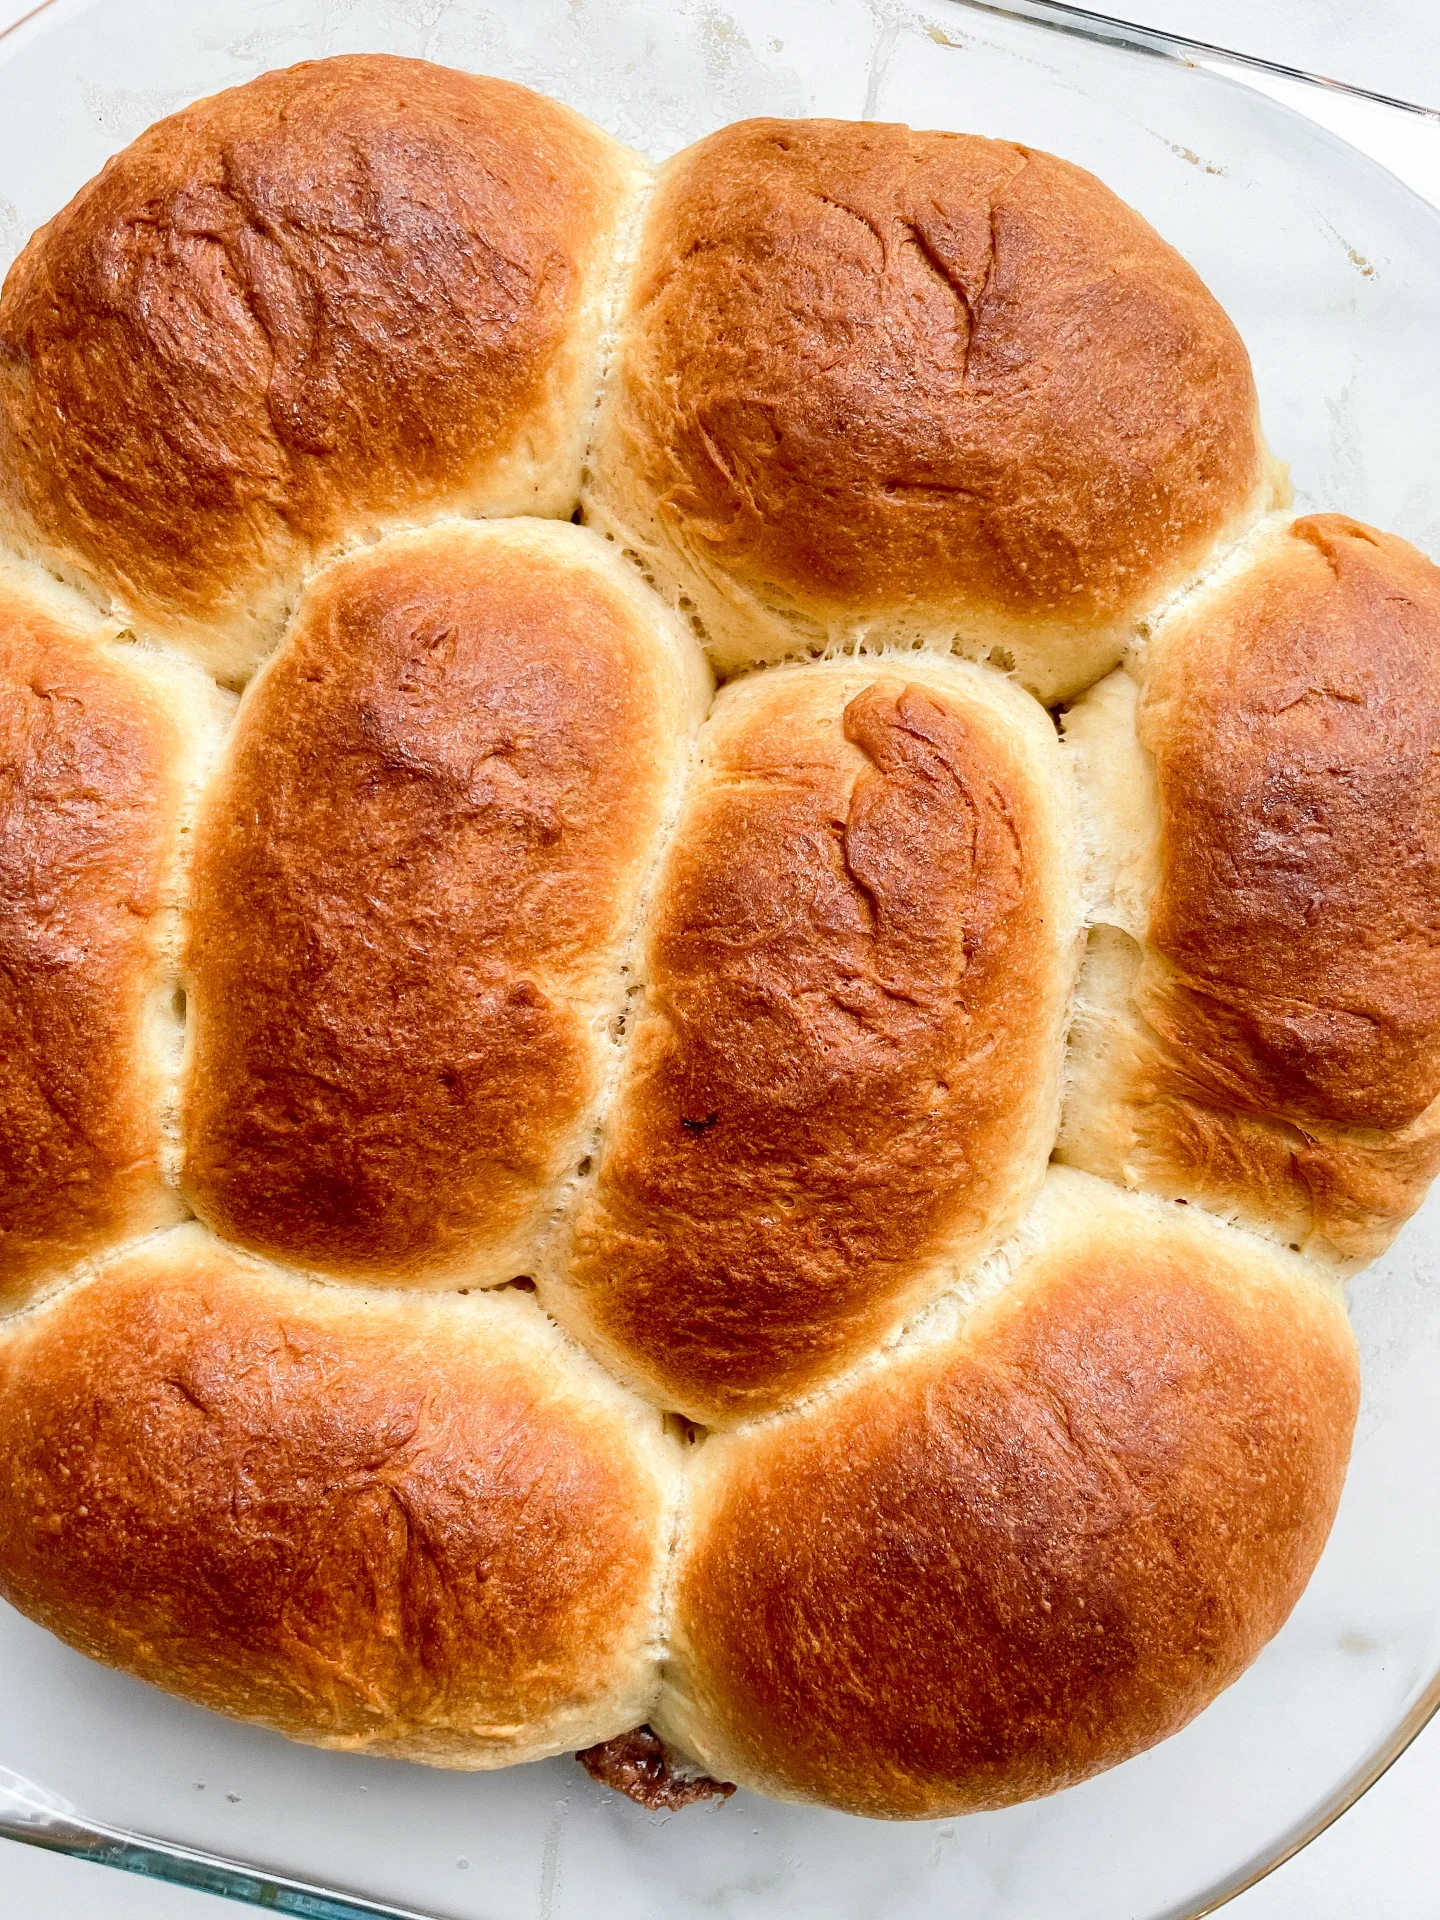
0,1226,680,1766
0,54,649,683
181,519,710,1286
586,116,1280,702
656,1170,1359,1818
0,557,226,1311
1060,515,1440,1261
541,654,1080,1425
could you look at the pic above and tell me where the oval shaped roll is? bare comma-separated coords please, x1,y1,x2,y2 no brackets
0,556,228,1309
586,117,1281,703
0,56,648,681
657,1169,1358,1818
1059,513,1440,1262
540,653,1079,1424
181,519,709,1286
0,1225,679,1764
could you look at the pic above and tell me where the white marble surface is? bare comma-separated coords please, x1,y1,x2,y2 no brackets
0,0,1437,1914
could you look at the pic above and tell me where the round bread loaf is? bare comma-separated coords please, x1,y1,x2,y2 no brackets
0,1226,678,1764
181,518,709,1284
0,58,1423,1825
586,117,1285,704
0,55,648,683
1059,513,1440,1263
657,1170,1358,1817
539,651,1080,1423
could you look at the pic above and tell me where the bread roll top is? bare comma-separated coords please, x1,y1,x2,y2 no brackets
0,560,227,1307
0,55,648,681
1142,515,1440,1129
182,519,709,1286
1060,514,1440,1261
541,654,1080,1424
0,1225,679,1765
587,116,1278,701
658,1169,1358,1818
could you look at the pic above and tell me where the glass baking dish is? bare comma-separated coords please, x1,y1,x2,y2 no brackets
2,1,1438,1915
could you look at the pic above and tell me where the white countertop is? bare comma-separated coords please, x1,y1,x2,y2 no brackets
1,0,1437,1914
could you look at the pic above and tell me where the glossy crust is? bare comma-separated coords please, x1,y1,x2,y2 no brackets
587,117,1278,702
0,1227,679,1764
0,559,226,1308
1060,515,1440,1261
541,655,1079,1424
658,1170,1359,1818
0,55,647,681
182,520,709,1285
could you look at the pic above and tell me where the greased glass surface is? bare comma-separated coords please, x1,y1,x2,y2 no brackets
1,3,1439,1917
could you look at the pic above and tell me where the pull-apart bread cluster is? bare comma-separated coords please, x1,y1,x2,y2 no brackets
0,54,1430,1819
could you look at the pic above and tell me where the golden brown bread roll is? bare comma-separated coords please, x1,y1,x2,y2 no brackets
0,59,1427,1819
0,555,228,1310
656,1169,1359,1817
0,1225,679,1765
1059,514,1440,1262
539,653,1080,1424
182,518,709,1285
586,117,1284,703
0,55,648,683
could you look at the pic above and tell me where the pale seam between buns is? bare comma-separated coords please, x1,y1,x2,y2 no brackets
515,524,716,1286
1125,492,1295,659
530,594,709,1291
0,1220,190,1331
135,653,238,1195
474,144,655,532
650,1167,1349,1452
526,617,716,1294
0,1216,694,1441
1052,505,1295,1143
0,465,298,692
579,486,1294,704
575,151,657,519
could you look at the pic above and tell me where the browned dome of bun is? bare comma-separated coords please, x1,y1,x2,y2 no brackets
586,117,1283,703
0,1227,679,1765
181,519,708,1285
0,555,228,1309
1060,514,1440,1262
540,652,1079,1424
0,55,647,682
657,1171,1359,1818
